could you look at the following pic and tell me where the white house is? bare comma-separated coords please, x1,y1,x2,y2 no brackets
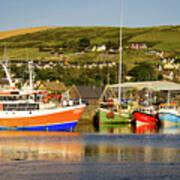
92,45,106,52
163,71,174,80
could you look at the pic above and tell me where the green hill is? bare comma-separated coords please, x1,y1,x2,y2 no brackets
0,26,180,68
1,26,180,48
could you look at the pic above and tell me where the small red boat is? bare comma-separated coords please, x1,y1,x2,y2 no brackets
132,106,159,125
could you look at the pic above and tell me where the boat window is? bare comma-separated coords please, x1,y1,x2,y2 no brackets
2,103,39,111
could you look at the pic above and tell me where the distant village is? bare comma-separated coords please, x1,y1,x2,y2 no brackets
4,42,180,83
1,42,180,107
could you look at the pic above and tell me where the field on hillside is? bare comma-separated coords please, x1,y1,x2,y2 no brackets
0,48,50,60
1,26,180,49
129,26,180,51
0,27,150,48
0,26,180,68
0,27,55,40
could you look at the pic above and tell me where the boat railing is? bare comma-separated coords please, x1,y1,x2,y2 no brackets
158,103,177,111
159,103,176,108
39,98,82,110
136,105,156,114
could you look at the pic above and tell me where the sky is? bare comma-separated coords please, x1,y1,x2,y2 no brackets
0,0,180,31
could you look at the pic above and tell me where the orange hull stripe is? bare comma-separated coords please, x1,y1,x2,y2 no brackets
0,92,11,95
0,131,81,137
0,107,85,127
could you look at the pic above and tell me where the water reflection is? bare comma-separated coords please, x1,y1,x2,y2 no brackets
159,125,180,134
135,124,160,134
98,123,160,134
0,131,180,163
75,123,97,133
0,131,84,162
78,122,180,134
99,124,134,134
85,144,180,163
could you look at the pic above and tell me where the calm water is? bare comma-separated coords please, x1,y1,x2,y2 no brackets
0,124,180,180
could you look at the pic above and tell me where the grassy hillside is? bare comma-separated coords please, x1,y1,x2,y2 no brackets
0,26,180,68
1,26,180,48
0,26,151,48
129,26,180,51
0,27,120,48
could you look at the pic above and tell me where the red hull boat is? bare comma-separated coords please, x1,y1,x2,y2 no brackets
132,111,159,125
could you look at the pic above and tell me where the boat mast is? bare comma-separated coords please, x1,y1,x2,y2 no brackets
28,61,34,91
118,0,123,103
0,46,15,88
26,49,34,91
1,63,15,88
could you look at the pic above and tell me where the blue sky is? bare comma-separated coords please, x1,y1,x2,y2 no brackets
0,0,180,31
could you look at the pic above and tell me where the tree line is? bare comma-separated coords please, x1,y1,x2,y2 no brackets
2,62,163,88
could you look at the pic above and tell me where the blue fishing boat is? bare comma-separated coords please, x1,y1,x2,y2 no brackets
158,113,180,126
157,104,180,126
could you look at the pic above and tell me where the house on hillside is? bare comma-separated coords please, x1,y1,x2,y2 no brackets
91,46,97,52
125,75,133,81
108,48,119,54
68,85,104,105
146,50,164,58
162,71,174,80
130,43,147,50
162,57,180,70
92,45,106,52
97,45,106,52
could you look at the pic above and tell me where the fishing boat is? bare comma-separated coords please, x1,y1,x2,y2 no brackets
98,0,132,124
132,106,159,125
0,61,85,131
157,103,180,127
99,106,132,124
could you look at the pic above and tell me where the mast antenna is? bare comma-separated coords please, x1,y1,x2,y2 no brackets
118,0,123,103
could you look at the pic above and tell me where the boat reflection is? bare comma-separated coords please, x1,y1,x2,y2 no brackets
85,144,180,163
75,123,97,133
98,123,160,134
159,125,180,134
0,131,179,163
134,124,160,134
0,131,84,162
99,123,134,134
